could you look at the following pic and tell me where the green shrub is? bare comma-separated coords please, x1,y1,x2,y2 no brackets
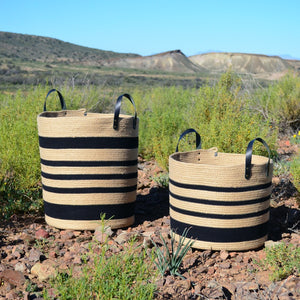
250,73,300,132
133,71,277,169
257,242,300,281
290,154,300,193
44,242,157,300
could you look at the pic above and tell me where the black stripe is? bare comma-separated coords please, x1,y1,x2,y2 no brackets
41,171,137,180
41,158,137,167
39,136,138,149
42,184,137,194
169,191,271,206
169,178,271,193
44,201,135,220
170,204,269,219
171,218,268,243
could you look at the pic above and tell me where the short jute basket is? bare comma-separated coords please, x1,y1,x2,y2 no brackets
37,89,139,230
169,129,273,251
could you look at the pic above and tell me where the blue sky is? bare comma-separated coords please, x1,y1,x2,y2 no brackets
1,0,299,59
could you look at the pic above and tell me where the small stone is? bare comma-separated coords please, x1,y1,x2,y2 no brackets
14,262,26,273
193,284,201,295
208,287,224,299
219,261,231,269
0,269,26,286
60,230,75,240
272,177,280,185
73,256,82,264
28,248,43,262
264,240,282,248
220,250,229,260
245,282,259,291
155,278,165,288
142,236,154,248
165,275,175,285
198,266,208,273
93,225,114,243
31,261,57,281
207,267,215,275
5,290,19,300
48,250,57,259
181,279,191,290
35,228,49,239
207,280,219,289
115,232,131,245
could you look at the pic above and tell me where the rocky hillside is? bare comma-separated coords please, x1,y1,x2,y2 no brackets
102,50,207,73
0,31,139,64
189,52,297,79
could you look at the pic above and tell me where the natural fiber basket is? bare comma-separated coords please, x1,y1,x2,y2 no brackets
169,129,273,251
37,89,138,230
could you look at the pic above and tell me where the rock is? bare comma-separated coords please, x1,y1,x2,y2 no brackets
94,225,114,243
28,248,43,262
264,240,283,248
181,279,191,290
0,269,26,286
5,290,19,300
219,261,231,269
220,250,229,260
60,230,75,240
115,232,132,245
207,279,219,289
35,228,49,239
31,260,57,281
14,262,26,273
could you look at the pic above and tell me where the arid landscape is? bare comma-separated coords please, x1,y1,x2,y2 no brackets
0,31,299,299
1,31,299,88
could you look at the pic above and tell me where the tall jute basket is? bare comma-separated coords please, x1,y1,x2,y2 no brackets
37,89,139,230
169,129,273,251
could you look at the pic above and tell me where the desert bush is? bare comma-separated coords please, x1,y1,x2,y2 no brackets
250,72,300,133
133,71,278,169
44,231,157,300
290,153,300,193
256,242,300,281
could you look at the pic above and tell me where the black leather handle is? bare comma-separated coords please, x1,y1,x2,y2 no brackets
245,137,271,179
44,89,67,112
175,128,201,152
113,94,137,130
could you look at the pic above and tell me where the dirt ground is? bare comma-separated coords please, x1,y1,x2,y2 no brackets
0,140,299,299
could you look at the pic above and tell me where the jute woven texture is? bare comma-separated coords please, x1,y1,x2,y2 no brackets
169,148,273,250
37,108,138,230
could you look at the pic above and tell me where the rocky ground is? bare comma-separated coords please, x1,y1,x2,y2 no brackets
0,140,299,300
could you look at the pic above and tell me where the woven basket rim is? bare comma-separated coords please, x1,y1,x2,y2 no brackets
169,150,272,168
38,111,138,120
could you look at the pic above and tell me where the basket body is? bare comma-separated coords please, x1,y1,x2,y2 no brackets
169,149,273,250
37,110,138,230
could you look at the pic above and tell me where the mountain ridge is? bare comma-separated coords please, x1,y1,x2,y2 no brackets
0,31,299,86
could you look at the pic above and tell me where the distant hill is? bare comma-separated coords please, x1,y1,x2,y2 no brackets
0,31,140,64
189,52,297,79
102,50,207,73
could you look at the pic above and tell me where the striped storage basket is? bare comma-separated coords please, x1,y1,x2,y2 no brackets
37,89,138,230
169,129,273,251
